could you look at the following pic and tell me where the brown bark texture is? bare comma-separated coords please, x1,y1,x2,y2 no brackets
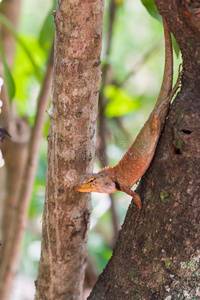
89,0,200,299
35,1,104,299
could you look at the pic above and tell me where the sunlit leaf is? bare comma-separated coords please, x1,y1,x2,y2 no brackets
0,13,41,80
39,0,56,50
12,35,46,115
0,37,15,102
39,12,55,50
104,85,140,117
114,0,124,4
141,0,161,22
172,34,180,58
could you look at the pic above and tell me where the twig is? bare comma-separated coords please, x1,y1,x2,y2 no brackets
114,117,132,143
98,0,119,243
117,40,162,87
98,107,119,242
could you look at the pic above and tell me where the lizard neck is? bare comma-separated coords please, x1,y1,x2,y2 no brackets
99,166,121,189
99,166,115,178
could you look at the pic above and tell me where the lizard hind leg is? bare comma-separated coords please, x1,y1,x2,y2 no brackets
151,93,172,133
128,190,142,223
152,63,183,133
169,63,182,99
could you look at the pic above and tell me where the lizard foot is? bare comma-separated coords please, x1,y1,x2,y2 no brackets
131,206,141,223
120,187,142,222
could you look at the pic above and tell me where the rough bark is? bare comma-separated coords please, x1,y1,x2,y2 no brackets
35,1,104,299
89,1,200,299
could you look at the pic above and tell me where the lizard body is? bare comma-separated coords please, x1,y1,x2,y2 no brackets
78,17,181,210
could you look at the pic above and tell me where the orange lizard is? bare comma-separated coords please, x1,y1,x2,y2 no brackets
78,17,181,211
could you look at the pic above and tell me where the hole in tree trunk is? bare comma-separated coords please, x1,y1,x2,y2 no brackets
172,144,182,155
181,129,192,135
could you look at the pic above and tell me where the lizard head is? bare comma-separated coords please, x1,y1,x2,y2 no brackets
77,172,117,194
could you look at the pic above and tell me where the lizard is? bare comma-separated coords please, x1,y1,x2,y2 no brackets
77,17,182,211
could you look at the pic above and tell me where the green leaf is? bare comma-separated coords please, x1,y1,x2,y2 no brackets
104,85,140,117
141,1,180,56
141,0,161,22
0,13,41,80
0,37,15,102
172,34,180,58
39,0,57,50
39,12,55,51
52,0,57,8
12,35,46,115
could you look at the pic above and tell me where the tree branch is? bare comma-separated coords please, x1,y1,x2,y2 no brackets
97,0,120,243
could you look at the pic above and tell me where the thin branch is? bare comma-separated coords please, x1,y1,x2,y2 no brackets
117,40,162,87
98,108,119,242
98,0,119,243
0,43,54,300
99,0,116,100
114,117,132,142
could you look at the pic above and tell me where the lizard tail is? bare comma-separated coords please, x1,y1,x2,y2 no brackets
154,16,173,109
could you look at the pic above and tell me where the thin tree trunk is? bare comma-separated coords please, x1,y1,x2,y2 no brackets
35,1,104,299
89,1,200,299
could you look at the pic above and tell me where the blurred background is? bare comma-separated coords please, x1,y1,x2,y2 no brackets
0,0,181,298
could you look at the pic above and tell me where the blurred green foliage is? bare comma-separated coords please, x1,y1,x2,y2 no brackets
104,85,140,117
0,34,15,102
1,0,182,286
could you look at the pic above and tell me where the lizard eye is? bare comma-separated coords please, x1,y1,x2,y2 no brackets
104,181,108,185
88,178,95,183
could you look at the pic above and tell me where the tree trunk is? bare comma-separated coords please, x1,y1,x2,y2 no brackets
35,1,104,299
89,1,200,299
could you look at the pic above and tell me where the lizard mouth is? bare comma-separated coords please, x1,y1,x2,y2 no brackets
77,183,92,192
